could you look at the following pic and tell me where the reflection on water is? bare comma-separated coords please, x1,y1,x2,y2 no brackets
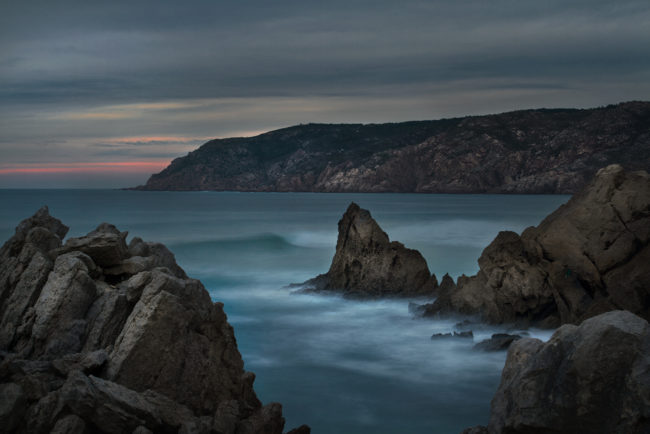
0,189,567,433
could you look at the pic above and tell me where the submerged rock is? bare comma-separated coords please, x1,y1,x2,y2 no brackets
469,311,650,433
0,207,304,433
299,203,437,297
424,165,650,327
473,334,521,352
431,331,473,340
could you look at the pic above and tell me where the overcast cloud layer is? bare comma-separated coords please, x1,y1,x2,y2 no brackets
1,0,649,187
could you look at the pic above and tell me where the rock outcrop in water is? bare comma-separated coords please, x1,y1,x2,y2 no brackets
133,102,650,194
0,207,303,433
424,164,650,327
299,203,437,297
463,310,650,433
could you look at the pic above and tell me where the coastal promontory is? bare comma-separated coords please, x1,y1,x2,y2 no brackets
133,102,650,194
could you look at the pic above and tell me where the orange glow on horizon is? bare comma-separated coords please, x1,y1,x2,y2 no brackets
0,161,171,175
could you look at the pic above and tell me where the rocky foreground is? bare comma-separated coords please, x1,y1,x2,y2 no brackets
298,203,438,297
134,102,650,194
0,207,307,433
463,310,650,433
424,164,650,327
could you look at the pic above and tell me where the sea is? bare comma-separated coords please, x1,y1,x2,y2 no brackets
0,190,569,433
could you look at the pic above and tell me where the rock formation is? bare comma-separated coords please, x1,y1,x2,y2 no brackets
133,102,650,194
424,164,650,327
463,310,650,433
299,203,437,297
0,207,304,433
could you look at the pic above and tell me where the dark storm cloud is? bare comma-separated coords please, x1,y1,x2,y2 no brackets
1,0,649,186
2,0,648,105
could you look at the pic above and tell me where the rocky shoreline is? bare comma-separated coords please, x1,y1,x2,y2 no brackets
297,164,650,432
0,207,307,433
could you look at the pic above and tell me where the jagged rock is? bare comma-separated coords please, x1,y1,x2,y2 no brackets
473,334,521,352
0,208,302,433
286,425,311,434
299,203,437,297
476,311,650,433
50,415,86,434
438,273,456,293
424,165,650,327
60,223,129,268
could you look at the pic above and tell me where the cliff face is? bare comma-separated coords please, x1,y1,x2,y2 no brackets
299,203,437,297
135,102,650,194
425,164,650,327
0,207,301,433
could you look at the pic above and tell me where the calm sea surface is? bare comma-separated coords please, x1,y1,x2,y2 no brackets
0,190,568,433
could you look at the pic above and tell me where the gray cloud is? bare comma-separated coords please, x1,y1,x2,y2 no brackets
1,0,649,186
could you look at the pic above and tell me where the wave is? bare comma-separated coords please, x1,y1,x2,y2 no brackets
170,233,310,252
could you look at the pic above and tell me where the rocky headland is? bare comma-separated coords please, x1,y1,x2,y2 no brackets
424,164,650,327
463,310,650,433
133,102,650,194
298,203,438,297
0,207,306,433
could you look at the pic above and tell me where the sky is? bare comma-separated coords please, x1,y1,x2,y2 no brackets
1,0,649,188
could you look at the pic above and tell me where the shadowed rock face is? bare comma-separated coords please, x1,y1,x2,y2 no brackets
465,311,650,434
424,164,650,327
134,102,650,194
0,207,303,434
300,203,437,297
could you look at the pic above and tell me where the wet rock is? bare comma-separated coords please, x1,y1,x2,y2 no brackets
286,425,312,434
424,165,650,327
473,334,521,352
300,203,437,297
482,311,650,433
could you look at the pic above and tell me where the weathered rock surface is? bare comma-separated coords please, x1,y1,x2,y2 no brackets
424,164,650,327
0,207,305,433
133,102,650,194
299,203,437,297
469,311,650,433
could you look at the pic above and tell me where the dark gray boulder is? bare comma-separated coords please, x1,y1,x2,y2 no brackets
470,310,650,433
0,207,303,433
300,202,437,297
424,165,650,327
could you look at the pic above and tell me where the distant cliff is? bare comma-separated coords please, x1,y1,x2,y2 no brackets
133,101,650,194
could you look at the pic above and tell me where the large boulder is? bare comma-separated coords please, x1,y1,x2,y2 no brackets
0,208,305,433
300,203,437,297
468,311,650,433
424,165,650,327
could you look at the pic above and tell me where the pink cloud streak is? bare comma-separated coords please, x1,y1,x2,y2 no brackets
0,161,170,175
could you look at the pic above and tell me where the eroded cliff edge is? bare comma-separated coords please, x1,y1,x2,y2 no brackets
0,207,306,434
